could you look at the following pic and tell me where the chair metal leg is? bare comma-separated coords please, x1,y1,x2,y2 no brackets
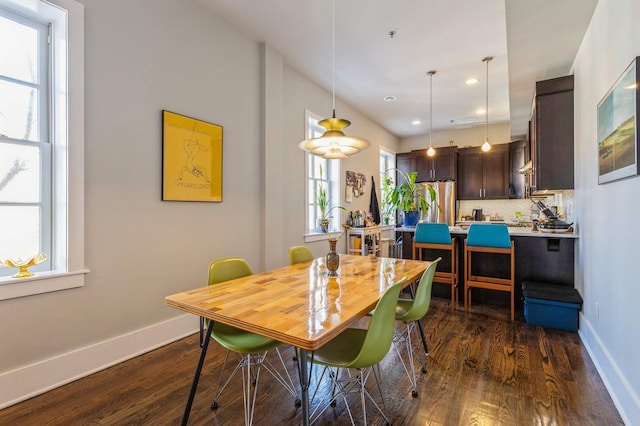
416,318,429,357
182,326,212,426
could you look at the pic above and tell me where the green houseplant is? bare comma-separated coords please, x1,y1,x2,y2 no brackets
387,169,437,227
317,165,346,232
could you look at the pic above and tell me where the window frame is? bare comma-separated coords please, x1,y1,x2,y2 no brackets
303,110,342,242
0,6,52,276
0,0,86,301
379,147,396,225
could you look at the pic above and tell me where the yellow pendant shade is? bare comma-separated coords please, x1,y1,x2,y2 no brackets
298,116,370,159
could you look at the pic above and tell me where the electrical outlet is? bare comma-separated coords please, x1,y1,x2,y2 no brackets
595,302,599,320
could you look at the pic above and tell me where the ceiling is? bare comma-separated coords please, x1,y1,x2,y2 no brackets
194,0,598,140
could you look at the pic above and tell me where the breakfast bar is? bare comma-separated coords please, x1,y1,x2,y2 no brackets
396,224,578,310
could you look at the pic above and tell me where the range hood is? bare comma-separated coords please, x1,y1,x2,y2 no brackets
517,160,533,175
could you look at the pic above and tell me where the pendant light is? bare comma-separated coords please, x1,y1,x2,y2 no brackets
426,70,436,157
298,0,370,159
481,56,493,152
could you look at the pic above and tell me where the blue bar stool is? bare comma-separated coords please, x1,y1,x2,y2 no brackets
413,222,458,310
464,224,515,320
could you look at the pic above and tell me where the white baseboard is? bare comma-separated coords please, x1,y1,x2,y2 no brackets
0,314,198,410
579,314,640,426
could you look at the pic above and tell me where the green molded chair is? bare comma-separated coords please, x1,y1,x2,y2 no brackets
306,276,406,425
393,257,440,397
207,258,299,425
289,246,314,265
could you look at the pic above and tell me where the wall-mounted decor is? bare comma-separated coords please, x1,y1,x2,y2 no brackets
162,110,223,201
346,171,366,198
597,56,639,184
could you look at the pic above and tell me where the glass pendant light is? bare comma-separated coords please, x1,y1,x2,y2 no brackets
298,0,370,159
427,70,436,157
481,56,493,152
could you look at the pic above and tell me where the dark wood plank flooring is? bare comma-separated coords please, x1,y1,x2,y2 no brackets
0,298,623,425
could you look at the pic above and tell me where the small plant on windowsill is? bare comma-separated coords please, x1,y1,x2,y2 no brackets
317,165,346,233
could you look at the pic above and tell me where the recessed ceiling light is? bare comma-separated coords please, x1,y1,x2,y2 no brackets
384,96,397,102
466,78,479,85
412,119,421,125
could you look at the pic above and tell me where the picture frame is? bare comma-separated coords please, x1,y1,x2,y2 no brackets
597,56,640,184
162,110,223,201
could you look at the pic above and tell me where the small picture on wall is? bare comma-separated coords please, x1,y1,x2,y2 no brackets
597,56,640,184
162,110,223,201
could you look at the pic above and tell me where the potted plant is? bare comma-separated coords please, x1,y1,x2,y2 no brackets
317,165,346,232
387,169,437,227
381,174,396,225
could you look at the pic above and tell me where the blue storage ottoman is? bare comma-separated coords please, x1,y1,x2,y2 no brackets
522,281,583,331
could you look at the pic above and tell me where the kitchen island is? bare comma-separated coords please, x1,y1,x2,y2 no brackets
396,225,578,312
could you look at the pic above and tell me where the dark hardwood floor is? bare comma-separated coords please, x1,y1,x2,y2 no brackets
0,297,623,425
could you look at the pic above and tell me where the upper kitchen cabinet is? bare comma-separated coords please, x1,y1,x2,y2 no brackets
509,139,528,199
458,144,509,200
530,75,574,192
414,146,458,182
396,152,413,178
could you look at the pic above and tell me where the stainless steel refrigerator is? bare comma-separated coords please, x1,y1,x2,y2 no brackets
419,181,457,226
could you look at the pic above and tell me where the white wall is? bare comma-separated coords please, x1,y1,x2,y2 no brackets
573,0,640,423
401,121,512,152
0,0,398,407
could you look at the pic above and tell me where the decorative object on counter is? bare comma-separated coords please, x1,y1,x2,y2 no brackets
297,0,370,159
317,164,345,232
387,169,437,227
597,56,639,184
326,237,340,276
162,110,222,202
0,252,48,278
481,56,493,152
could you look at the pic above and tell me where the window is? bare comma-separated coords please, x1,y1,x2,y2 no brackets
0,0,85,300
305,111,341,236
0,8,52,276
379,147,396,225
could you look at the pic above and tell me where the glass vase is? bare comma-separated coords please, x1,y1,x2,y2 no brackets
326,238,340,276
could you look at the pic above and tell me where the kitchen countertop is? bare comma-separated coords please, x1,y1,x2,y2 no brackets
396,225,579,239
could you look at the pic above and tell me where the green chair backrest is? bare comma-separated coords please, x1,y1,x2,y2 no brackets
400,258,440,322
208,257,253,285
289,246,314,265
349,276,406,368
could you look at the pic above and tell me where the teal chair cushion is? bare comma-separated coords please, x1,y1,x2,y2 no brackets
414,222,452,245
466,223,511,248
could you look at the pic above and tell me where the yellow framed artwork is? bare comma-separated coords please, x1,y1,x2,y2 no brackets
162,110,223,202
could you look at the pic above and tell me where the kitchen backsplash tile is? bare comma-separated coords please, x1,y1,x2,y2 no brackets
458,190,574,222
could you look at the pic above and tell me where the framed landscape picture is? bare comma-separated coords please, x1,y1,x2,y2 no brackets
597,57,640,184
162,110,223,201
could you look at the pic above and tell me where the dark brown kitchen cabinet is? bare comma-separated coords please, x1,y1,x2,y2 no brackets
457,145,509,200
509,139,528,199
413,146,457,182
396,152,413,178
530,75,574,192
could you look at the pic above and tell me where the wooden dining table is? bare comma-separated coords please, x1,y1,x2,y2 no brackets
165,254,430,425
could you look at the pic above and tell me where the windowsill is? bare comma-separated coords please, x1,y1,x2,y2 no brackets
303,231,343,243
0,269,89,301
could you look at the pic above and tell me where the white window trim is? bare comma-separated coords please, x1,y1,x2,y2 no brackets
0,0,87,300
